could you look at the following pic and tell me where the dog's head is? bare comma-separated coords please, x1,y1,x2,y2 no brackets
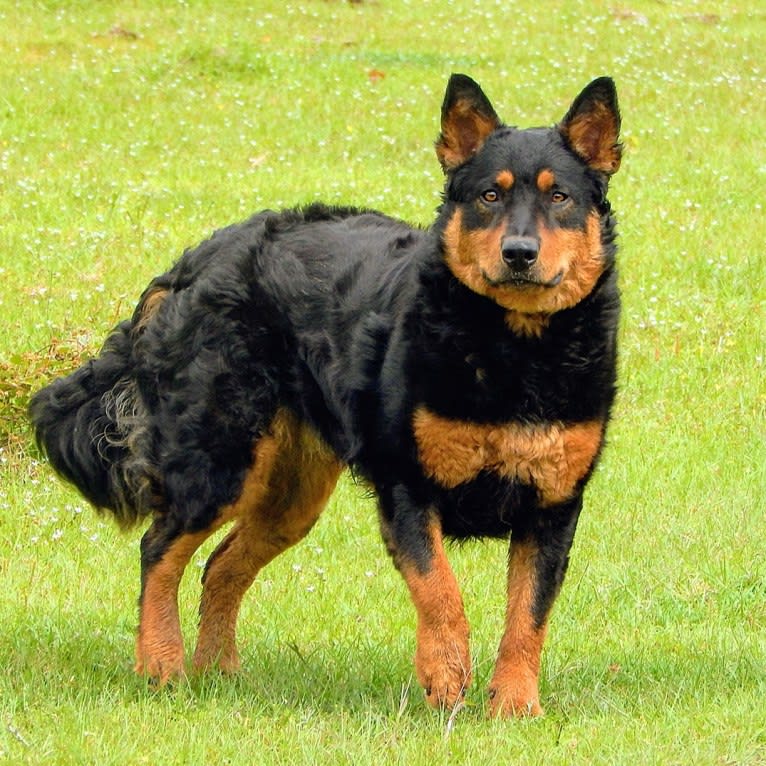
436,75,621,332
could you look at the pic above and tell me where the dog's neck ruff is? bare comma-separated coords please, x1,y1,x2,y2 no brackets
504,310,551,338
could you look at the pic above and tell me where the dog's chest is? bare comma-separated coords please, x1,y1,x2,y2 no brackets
412,407,603,507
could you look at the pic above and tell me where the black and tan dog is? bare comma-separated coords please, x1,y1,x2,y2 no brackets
30,74,621,717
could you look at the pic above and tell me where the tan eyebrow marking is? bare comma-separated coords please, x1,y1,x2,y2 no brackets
496,170,515,190
536,169,556,192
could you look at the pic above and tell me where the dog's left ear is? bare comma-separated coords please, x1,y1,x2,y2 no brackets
436,74,502,172
559,77,622,175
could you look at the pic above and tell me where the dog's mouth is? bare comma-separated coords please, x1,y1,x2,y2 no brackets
482,269,564,290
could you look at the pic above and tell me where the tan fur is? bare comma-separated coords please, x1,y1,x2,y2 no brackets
193,409,342,672
135,527,224,681
496,170,515,190
413,407,604,506
561,101,622,174
536,169,556,192
436,102,499,171
134,287,169,335
505,310,551,338
443,209,507,290
392,516,471,710
443,210,606,318
488,541,547,717
135,409,342,680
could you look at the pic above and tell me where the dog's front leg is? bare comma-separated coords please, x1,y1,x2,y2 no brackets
379,484,471,711
489,495,583,717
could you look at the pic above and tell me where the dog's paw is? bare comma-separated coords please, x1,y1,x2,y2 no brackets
192,642,241,675
134,636,185,685
415,628,471,710
487,679,543,718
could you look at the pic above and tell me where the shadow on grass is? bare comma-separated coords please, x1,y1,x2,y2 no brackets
1,610,418,716
4,609,764,723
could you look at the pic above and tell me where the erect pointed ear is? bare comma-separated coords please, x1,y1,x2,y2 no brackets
435,74,502,172
559,77,622,175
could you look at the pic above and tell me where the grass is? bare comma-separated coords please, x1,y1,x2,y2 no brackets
1,0,765,763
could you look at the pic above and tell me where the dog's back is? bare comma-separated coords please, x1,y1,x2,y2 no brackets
29,204,425,524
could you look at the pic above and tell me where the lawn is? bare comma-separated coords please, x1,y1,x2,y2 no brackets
1,0,764,764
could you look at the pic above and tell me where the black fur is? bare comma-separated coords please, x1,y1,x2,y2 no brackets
30,74,622,713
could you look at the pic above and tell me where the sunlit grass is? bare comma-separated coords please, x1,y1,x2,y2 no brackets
1,0,765,764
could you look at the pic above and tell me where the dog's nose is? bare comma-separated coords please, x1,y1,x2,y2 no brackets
501,236,539,271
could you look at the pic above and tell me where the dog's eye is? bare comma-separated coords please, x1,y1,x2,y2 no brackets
551,191,569,204
480,190,499,204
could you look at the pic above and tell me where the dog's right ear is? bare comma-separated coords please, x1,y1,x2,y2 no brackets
436,74,501,172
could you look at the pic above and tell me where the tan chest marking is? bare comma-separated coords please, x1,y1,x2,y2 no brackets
412,407,604,506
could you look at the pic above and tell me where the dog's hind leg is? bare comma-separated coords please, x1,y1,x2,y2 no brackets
193,409,342,673
379,485,471,711
135,515,226,682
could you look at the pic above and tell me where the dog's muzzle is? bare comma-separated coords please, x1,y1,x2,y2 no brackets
501,236,539,272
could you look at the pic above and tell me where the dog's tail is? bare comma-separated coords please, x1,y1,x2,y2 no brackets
28,321,155,527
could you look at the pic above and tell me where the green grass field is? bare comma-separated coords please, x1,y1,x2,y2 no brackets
1,0,765,763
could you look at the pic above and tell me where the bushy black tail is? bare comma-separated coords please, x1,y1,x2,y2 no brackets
28,321,154,527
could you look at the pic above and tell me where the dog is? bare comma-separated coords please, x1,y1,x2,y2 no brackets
29,73,621,717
